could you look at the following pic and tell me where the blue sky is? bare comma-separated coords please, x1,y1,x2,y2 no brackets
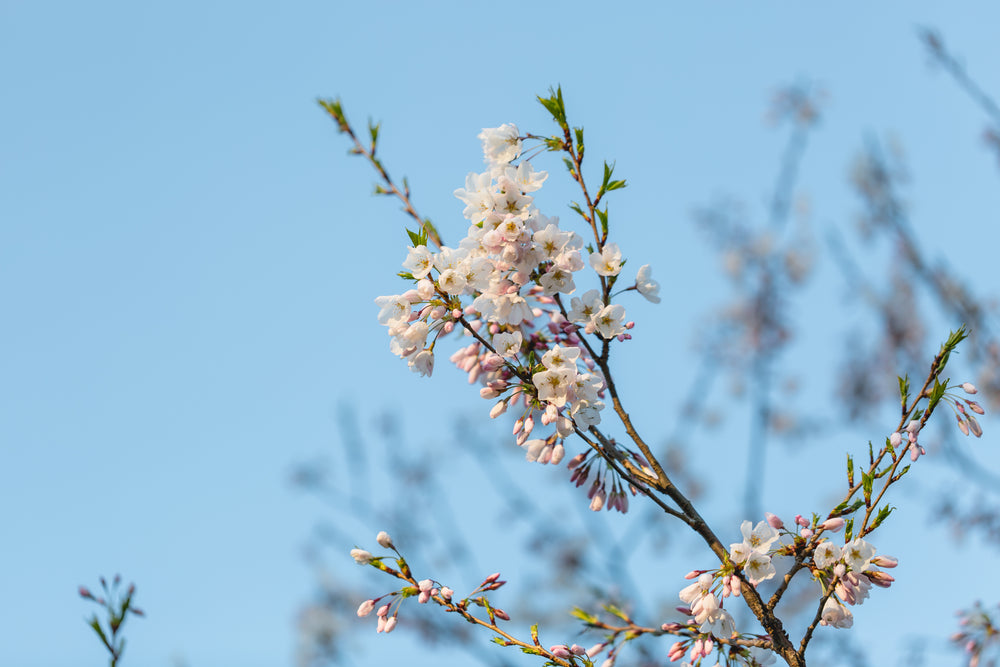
4,2,1000,666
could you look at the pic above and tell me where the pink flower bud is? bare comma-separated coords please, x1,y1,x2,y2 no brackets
78,586,93,599
906,419,921,435
866,569,895,588
440,587,453,600
357,599,376,617
765,512,784,529
376,616,386,633
589,486,606,511
795,514,809,527
968,400,985,415
480,353,504,372
550,645,571,659
962,382,978,394
731,576,742,596
484,572,501,584
489,400,508,419
957,415,970,436
800,528,813,539
451,308,463,319
871,555,898,568
668,641,686,661
889,432,902,447
376,531,395,549
570,644,586,656
383,616,397,633
968,415,983,438
567,452,587,469
523,414,535,435
821,518,845,532
586,643,606,657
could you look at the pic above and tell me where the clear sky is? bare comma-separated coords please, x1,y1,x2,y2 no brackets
4,2,1000,666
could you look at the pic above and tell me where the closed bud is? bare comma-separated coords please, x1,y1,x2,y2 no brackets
962,382,978,394
872,555,898,568
957,415,970,436
765,512,784,529
376,531,394,549
821,518,845,532
968,400,985,415
550,645,571,659
866,569,895,588
357,599,376,617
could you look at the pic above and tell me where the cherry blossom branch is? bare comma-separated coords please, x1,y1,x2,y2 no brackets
318,98,443,249
352,542,587,667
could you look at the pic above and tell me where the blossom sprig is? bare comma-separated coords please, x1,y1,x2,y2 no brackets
569,600,777,667
370,96,662,485
79,575,145,667
350,532,592,665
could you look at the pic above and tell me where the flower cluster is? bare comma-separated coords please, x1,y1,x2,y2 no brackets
951,382,985,438
351,531,476,634
375,124,660,458
670,568,777,665
887,381,985,462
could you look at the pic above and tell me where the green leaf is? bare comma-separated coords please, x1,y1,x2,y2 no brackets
844,518,854,542
574,127,584,161
898,375,910,407
831,498,864,518
570,607,599,624
368,119,380,145
595,207,609,237
537,85,568,128
846,454,855,486
861,471,873,501
604,604,628,622
870,505,894,531
927,377,948,412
